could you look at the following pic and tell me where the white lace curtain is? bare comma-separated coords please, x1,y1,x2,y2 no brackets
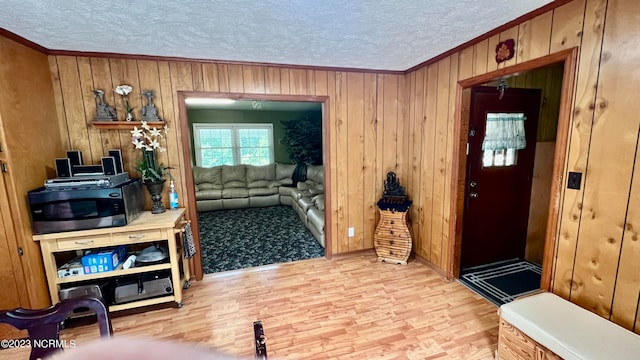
481,113,527,151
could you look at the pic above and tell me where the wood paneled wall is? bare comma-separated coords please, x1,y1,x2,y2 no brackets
8,0,639,332
48,59,407,256
407,0,640,332
0,36,64,308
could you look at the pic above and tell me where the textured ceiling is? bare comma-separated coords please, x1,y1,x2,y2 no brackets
1,0,552,71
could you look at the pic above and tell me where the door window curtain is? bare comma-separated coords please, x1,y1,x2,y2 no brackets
481,113,527,151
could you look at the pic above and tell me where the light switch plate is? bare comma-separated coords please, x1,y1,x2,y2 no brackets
348,227,355,237
568,172,582,190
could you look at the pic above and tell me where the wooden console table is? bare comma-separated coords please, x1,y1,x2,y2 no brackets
33,209,190,311
374,200,412,265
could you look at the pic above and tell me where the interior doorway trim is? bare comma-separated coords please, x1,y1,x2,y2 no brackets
448,47,579,291
177,92,331,281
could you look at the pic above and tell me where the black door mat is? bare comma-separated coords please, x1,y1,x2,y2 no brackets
458,258,541,306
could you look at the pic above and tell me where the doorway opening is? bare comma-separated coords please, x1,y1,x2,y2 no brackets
450,48,578,305
177,92,331,280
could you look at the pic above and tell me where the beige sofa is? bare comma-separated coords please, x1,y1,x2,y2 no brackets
291,165,325,247
193,163,296,211
194,163,325,247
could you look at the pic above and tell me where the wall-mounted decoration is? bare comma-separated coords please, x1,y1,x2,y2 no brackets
115,85,134,121
92,89,117,121
141,90,162,122
495,39,515,64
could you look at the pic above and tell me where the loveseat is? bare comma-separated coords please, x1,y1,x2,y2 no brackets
193,163,325,247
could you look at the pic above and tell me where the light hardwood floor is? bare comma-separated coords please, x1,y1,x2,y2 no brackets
1,255,499,359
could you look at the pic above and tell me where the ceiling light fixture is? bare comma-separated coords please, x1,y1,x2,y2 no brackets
251,100,263,110
185,98,236,105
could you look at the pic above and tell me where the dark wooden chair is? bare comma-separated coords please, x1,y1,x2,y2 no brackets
253,320,267,359
0,295,113,360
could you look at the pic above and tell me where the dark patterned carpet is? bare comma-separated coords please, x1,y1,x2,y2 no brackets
198,206,325,274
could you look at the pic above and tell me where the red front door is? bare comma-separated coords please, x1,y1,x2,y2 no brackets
461,86,542,269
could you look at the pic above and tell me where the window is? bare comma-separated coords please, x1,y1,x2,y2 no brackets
193,124,274,167
481,113,525,168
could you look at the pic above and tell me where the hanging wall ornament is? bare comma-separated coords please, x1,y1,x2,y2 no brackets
495,39,515,64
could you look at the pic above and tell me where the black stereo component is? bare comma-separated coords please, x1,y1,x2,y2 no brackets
55,158,72,178
72,164,104,176
108,149,124,174
101,156,116,176
66,150,83,166
113,271,173,305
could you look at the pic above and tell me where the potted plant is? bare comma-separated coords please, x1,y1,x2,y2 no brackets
280,114,323,165
131,121,174,213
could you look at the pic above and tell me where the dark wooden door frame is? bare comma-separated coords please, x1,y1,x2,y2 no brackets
177,92,331,281
448,47,579,291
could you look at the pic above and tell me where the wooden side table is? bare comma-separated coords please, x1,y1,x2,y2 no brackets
374,199,412,265
33,209,190,311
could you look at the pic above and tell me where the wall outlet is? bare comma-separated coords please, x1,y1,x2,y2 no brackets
348,227,355,237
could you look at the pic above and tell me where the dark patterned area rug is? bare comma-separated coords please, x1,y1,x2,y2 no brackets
198,206,325,274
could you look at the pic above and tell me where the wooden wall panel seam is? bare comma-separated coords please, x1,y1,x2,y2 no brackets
610,123,640,323
565,0,608,305
48,56,72,149
547,9,555,55
549,0,601,298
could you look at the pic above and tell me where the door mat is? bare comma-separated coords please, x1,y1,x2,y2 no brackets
458,259,541,306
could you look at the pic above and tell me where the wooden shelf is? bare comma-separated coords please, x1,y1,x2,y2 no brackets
34,209,188,311
56,263,172,284
92,121,165,130
109,295,175,312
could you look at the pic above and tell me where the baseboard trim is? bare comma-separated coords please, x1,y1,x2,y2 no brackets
331,248,376,260
412,253,448,279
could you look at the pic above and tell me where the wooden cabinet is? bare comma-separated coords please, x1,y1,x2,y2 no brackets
498,318,561,360
32,209,190,311
374,207,412,265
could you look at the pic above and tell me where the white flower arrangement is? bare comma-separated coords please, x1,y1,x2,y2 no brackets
130,121,172,182
131,121,168,152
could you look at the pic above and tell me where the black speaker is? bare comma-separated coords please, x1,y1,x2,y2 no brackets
66,150,83,166
71,165,104,176
108,149,123,174
101,156,116,176
55,158,72,178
